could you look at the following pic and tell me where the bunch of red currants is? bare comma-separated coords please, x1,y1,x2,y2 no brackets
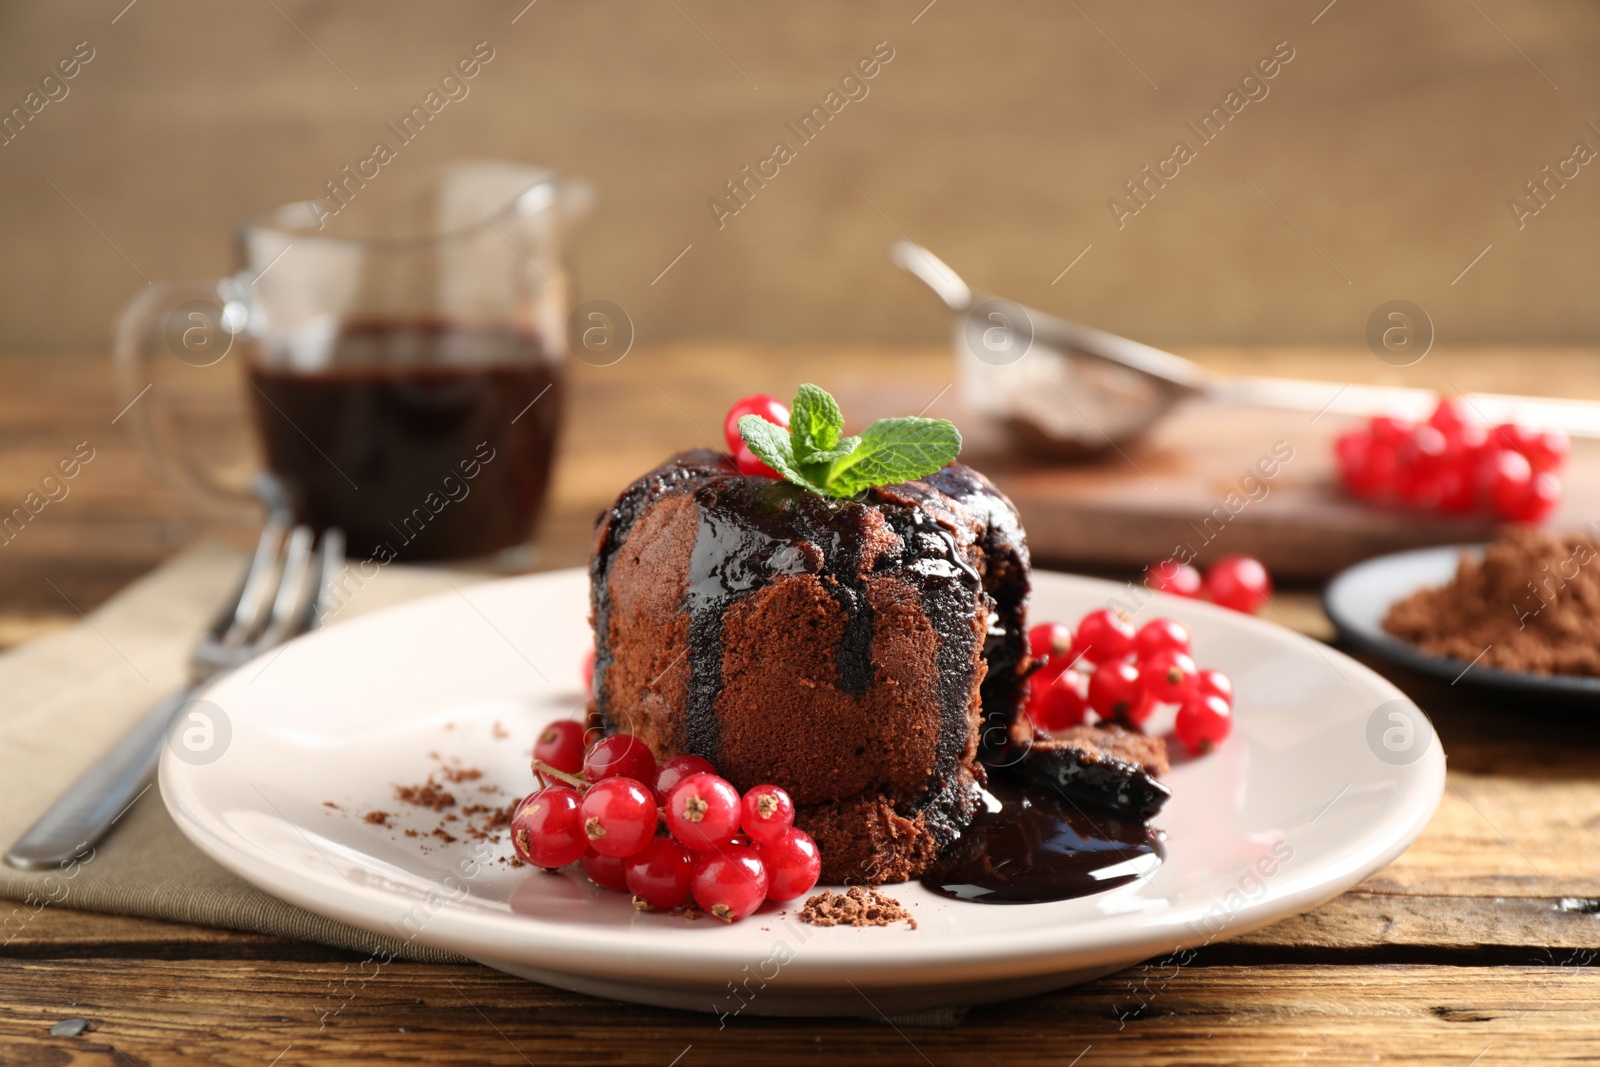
1334,395,1566,522
1143,555,1273,615
1025,611,1234,755
515,724,820,922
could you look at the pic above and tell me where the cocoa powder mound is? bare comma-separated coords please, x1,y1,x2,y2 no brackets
1383,527,1600,676
799,886,917,929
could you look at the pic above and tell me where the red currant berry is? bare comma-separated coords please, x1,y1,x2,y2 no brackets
1027,622,1074,664
1145,559,1203,597
1525,429,1571,472
511,786,587,870
1087,661,1153,730
1196,668,1234,707
1204,555,1272,614
723,394,790,455
1071,608,1135,665
583,734,657,785
1510,471,1561,523
1363,440,1402,499
1175,693,1233,754
1369,415,1413,448
624,837,695,911
1487,448,1533,519
1435,464,1477,515
1427,395,1472,435
1400,425,1451,485
691,845,769,922
757,828,822,902
578,777,657,858
653,754,717,804
1445,419,1489,456
1491,421,1539,457
1133,618,1190,661
533,720,587,776
665,773,743,850
1026,668,1088,733
580,847,630,892
1030,620,1068,662
734,443,782,479
1141,649,1199,705
740,785,795,844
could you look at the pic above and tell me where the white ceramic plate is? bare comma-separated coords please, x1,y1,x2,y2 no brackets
161,568,1444,1017
1326,543,1600,699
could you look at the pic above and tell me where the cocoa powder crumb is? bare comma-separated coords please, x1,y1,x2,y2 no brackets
395,780,457,811
800,887,917,929
322,801,342,811
1384,527,1600,676
363,811,391,827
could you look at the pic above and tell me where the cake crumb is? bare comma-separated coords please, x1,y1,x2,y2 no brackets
323,801,343,811
395,780,457,811
800,887,917,929
363,811,391,827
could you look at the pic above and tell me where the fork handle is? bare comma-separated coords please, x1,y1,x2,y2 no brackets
5,686,194,870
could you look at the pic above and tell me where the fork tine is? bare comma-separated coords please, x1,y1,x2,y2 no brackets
303,527,345,633
253,525,315,650
216,516,288,650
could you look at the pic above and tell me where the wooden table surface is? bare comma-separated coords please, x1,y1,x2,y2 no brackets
4,345,1600,1065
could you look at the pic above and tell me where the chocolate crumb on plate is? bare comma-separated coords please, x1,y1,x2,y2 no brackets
800,887,917,929
395,780,457,811
363,811,391,827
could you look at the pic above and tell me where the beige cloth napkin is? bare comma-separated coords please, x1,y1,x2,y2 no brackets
0,542,486,962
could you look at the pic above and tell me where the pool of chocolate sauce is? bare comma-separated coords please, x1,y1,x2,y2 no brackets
921,776,1165,904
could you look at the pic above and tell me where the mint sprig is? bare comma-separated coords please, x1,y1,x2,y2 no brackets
738,384,961,498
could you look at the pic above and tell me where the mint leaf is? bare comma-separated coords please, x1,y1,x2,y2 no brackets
737,414,818,491
818,416,962,497
739,385,962,498
790,384,845,460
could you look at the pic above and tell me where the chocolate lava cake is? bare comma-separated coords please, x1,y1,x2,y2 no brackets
588,449,1030,884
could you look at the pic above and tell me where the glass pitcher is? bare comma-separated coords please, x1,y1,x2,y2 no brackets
113,160,592,563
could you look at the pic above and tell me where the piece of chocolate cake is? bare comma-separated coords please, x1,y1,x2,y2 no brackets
589,450,1030,884
1010,723,1172,822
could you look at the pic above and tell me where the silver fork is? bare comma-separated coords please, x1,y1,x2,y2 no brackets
4,479,344,870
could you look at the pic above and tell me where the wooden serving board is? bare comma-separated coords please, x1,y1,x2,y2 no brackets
853,388,1600,582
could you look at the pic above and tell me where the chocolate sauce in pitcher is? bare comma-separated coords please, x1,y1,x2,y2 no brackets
247,318,563,561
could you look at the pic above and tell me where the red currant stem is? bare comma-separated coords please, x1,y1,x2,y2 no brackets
531,758,589,791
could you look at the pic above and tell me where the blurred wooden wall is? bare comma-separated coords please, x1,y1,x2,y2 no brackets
2,0,1598,352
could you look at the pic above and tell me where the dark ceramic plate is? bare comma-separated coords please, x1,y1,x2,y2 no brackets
1324,543,1600,699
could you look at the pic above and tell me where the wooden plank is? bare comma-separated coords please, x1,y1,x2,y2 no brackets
0,961,1597,1065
